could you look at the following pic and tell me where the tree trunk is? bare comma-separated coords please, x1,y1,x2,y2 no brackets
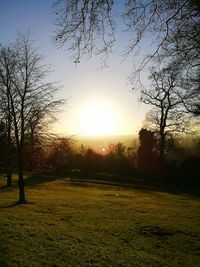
30,129,34,172
6,172,12,187
6,112,12,187
17,148,26,204
18,168,26,203
6,144,12,187
159,133,165,167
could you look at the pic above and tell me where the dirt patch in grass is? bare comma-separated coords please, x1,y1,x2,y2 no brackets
139,225,174,238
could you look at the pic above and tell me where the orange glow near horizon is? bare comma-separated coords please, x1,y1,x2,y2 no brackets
54,95,143,137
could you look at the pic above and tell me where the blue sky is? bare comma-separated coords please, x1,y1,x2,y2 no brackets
0,0,150,136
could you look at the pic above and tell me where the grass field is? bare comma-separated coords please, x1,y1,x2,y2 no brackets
0,175,200,267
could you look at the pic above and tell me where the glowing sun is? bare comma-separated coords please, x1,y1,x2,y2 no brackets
79,100,118,136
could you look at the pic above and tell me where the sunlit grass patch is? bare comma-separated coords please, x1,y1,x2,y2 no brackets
0,177,199,266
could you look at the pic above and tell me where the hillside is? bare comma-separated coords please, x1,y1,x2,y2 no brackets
0,175,200,266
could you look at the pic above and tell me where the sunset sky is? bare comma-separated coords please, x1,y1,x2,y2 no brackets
0,0,151,136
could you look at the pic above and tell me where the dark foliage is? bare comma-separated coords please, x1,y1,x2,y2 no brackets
137,128,158,173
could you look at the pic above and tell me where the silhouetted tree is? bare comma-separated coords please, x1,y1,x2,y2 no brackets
53,1,200,113
0,121,7,171
0,45,16,187
109,143,129,174
113,143,126,160
53,1,200,67
24,106,59,172
137,128,157,172
46,137,74,174
53,0,115,64
142,62,191,165
0,32,64,203
180,67,200,116
82,148,103,172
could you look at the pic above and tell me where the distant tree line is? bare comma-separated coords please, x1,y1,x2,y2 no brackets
2,129,199,188
1,120,199,191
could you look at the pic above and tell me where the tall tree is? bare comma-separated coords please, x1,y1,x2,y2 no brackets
137,128,157,172
0,33,64,203
0,121,7,172
0,44,16,187
141,63,189,164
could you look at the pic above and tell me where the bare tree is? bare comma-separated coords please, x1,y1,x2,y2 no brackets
180,67,200,115
123,0,200,69
46,137,74,174
0,33,65,203
53,0,200,113
53,0,115,63
53,0,200,67
141,63,190,164
0,44,16,187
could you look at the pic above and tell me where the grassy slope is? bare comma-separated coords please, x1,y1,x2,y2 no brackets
0,175,199,267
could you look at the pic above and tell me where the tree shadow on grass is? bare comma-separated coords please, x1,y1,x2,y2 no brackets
0,173,62,190
0,174,61,208
25,174,63,187
2,202,19,208
0,249,8,267
0,185,8,190
0,184,15,191
0,200,34,209
1,172,199,206
66,177,200,199
0,175,8,190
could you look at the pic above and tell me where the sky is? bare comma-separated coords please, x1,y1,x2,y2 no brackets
0,0,151,137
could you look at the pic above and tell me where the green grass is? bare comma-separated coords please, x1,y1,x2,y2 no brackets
0,175,200,266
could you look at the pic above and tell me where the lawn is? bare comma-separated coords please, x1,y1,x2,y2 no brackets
0,175,199,266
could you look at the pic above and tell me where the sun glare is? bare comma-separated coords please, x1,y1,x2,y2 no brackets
79,100,118,136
